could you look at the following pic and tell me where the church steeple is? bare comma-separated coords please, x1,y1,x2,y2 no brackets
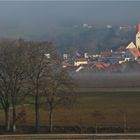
136,24,140,48
137,24,140,33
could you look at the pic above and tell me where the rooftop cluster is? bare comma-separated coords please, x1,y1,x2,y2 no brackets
62,24,140,73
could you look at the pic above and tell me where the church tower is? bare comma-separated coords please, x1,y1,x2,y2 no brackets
136,24,140,49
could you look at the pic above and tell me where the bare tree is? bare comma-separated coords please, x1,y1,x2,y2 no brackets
0,80,10,131
0,39,29,132
43,65,75,132
0,39,59,133
26,41,54,132
0,39,74,133
0,44,10,131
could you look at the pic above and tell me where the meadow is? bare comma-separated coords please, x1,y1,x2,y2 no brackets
0,72,140,133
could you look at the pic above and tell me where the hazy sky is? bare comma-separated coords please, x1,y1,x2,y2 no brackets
0,1,139,38
0,1,139,25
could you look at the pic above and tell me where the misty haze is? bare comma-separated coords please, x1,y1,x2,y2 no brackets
0,1,140,139
0,1,139,39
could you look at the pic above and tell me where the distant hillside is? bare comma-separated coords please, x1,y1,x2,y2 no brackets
37,25,136,54
0,24,136,53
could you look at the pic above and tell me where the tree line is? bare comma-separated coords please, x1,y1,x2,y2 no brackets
52,26,135,54
0,39,75,133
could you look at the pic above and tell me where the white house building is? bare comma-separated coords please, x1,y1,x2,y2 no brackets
74,58,88,66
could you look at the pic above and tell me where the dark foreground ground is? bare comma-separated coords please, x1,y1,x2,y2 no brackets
1,134,140,140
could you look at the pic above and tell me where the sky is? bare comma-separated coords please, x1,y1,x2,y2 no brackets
0,1,140,24
0,1,139,38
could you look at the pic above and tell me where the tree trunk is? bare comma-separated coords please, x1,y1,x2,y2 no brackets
4,108,10,131
49,109,53,133
12,104,16,132
35,95,39,132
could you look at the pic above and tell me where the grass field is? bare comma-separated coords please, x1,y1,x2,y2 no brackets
1,91,140,129
1,73,140,133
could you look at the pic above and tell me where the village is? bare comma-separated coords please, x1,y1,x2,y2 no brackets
62,24,140,72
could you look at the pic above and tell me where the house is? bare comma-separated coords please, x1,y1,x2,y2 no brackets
74,58,88,66
126,42,140,59
95,62,110,69
44,53,51,59
62,59,74,68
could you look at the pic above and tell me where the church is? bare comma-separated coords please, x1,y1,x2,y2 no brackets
126,24,140,59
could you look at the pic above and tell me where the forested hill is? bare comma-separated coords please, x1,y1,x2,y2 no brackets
34,25,136,54
0,24,136,54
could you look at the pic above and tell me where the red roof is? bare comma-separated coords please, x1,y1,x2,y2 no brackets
138,24,140,32
95,62,110,69
129,48,140,57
